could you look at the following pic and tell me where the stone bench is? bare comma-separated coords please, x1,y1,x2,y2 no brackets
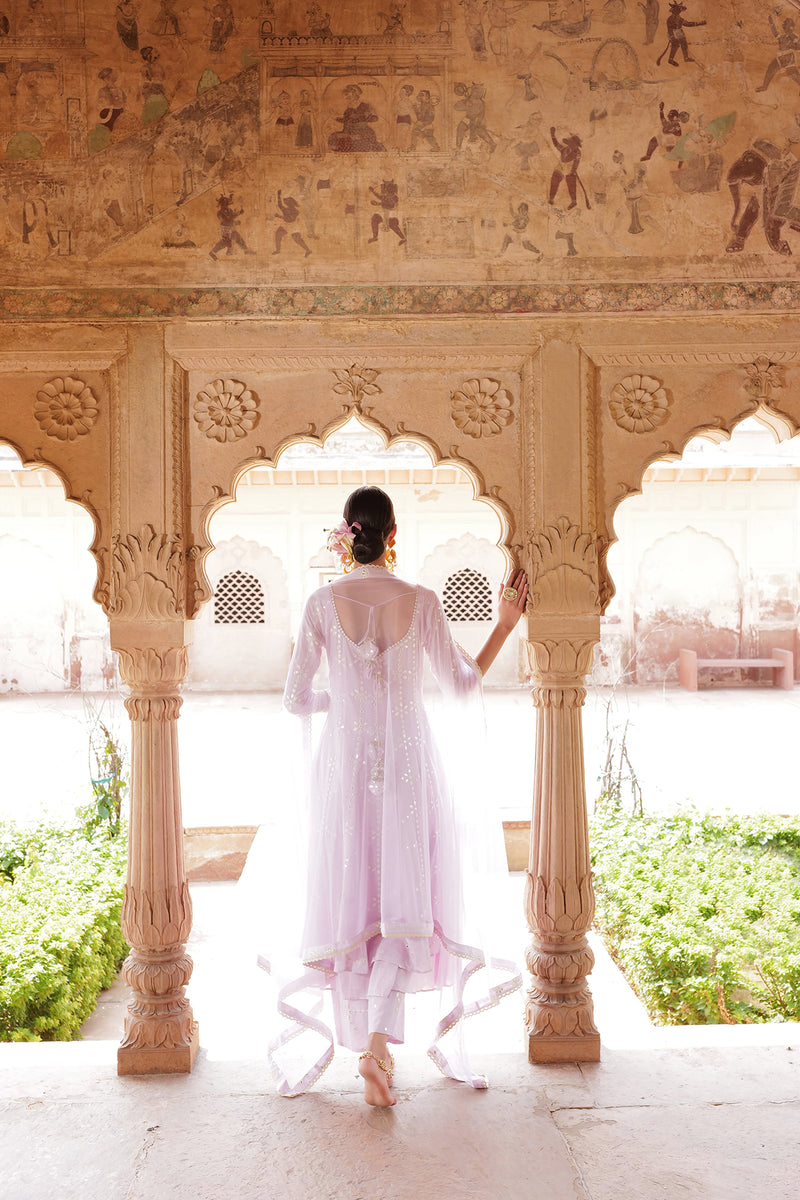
679,648,794,691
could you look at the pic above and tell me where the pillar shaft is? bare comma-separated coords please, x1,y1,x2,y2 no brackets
525,658,600,1061
113,629,199,1075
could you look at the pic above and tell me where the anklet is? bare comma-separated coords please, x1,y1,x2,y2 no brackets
359,1050,394,1084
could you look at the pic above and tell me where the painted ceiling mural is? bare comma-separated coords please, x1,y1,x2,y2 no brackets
0,0,798,295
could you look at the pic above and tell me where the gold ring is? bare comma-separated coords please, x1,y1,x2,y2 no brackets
503,586,518,601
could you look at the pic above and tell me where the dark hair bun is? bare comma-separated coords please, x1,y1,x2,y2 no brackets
343,485,396,566
352,526,385,564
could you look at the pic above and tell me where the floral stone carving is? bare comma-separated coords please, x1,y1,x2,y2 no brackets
193,378,259,442
743,355,786,405
451,378,514,438
608,374,668,433
331,363,382,407
34,377,99,441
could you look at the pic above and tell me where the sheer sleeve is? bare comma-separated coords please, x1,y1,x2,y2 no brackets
283,593,330,715
420,586,482,699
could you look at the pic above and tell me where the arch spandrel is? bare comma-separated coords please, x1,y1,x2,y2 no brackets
0,404,112,612
176,350,529,618
592,349,800,612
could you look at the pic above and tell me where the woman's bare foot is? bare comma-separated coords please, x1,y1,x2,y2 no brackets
358,1051,396,1107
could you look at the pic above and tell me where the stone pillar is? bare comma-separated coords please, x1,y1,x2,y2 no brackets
524,519,602,1063
525,630,600,1063
110,609,198,1074
113,626,198,1074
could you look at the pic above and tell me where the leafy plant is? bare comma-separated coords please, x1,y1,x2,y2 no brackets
0,819,128,1041
590,808,800,1025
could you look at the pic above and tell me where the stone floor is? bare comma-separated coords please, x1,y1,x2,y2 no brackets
2,880,799,1200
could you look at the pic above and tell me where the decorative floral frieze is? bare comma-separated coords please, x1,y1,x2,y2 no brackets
608,373,669,433
34,376,98,441
743,355,786,405
108,526,184,620
193,378,260,443
451,377,514,438
331,363,382,407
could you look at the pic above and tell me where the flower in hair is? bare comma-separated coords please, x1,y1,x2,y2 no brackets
325,519,361,571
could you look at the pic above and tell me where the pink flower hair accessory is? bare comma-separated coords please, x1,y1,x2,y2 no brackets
326,519,361,571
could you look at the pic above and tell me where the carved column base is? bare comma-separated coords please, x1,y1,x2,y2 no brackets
526,1029,601,1064
525,930,601,1063
118,1026,200,1076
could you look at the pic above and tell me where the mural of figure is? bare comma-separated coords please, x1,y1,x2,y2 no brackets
22,190,57,255
97,67,126,132
295,89,315,149
163,215,197,248
116,0,139,53
549,127,590,209
411,89,440,151
755,13,800,94
395,84,414,151
641,101,688,161
328,85,385,152
306,3,332,37
273,189,312,256
639,0,659,44
461,0,488,61
534,1,591,38
454,81,496,153
207,1,235,54
368,180,406,245
210,193,254,259
153,1,181,36
139,46,169,124
656,2,706,67
500,201,543,258
379,2,406,37
19,63,58,124
726,139,799,255
487,1,525,60
623,163,648,233
20,0,55,35
603,0,627,22
512,113,541,171
274,90,294,129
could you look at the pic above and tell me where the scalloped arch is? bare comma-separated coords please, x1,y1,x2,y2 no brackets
0,435,105,608
191,407,514,617
602,400,800,612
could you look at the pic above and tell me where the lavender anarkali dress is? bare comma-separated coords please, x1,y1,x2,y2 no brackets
258,567,521,1095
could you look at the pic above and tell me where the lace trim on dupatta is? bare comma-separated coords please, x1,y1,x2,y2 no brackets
259,925,522,1097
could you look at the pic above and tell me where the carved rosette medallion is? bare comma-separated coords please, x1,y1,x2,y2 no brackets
608,373,668,433
451,377,514,438
193,378,260,442
34,377,99,441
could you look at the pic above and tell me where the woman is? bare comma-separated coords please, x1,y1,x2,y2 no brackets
267,486,527,1107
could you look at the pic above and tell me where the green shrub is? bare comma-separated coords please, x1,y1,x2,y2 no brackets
0,820,128,1041
590,808,800,1025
